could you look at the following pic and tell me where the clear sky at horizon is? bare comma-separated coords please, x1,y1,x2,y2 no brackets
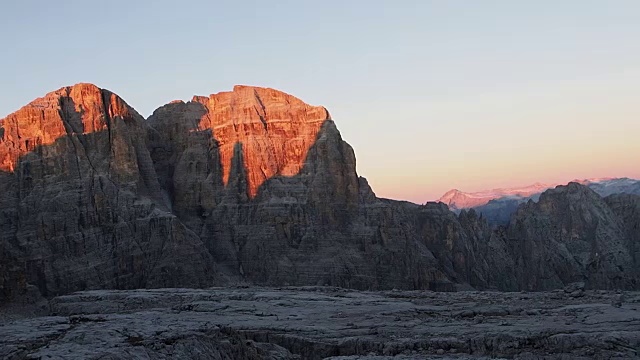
2,1,639,202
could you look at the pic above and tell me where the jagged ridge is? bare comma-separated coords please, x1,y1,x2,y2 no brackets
2,83,640,303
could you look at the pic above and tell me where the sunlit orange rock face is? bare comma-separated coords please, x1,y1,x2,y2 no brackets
0,83,135,173
191,85,331,198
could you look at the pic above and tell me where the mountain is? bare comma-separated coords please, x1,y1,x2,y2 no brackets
0,84,215,301
1,83,639,302
503,183,639,289
579,177,640,197
0,84,481,300
438,183,552,210
440,178,640,225
144,85,503,291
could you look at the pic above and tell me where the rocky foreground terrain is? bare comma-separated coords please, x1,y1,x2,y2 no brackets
1,286,639,359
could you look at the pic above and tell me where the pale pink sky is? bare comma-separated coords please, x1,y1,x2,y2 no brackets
337,71,640,202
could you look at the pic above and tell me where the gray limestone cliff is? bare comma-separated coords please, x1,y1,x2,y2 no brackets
0,84,214,302
502,183,640,290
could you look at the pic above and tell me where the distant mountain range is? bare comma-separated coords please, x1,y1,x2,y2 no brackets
438,182,552,210
438,177,640,225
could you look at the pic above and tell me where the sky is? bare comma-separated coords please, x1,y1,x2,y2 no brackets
1,1,639,203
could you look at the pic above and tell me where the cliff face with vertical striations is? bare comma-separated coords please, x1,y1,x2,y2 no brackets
2,83,640,302
147,85,432,289
192,85,331,198
0,84,214,301
146,85,334,227
1,84,121,172
502,183,640,290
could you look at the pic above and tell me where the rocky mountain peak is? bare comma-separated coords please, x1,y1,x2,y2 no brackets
149,85,332,199
438,183,553,210
440,188,462,199
438,189,468,209
507,182,636,290
0,83,216,301
0,83,139,173
538,182,605,207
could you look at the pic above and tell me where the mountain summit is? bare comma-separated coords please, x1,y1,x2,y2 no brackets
438,183,554,210
438,178,640,225
0,83,141,173
148,85,331,199
439,179,640,211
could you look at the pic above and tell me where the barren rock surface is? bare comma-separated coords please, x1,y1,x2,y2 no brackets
2,287,639,359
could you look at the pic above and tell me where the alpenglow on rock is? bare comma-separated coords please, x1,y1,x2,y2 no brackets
439,178,640,226
0,84,215,301
1,83,640,302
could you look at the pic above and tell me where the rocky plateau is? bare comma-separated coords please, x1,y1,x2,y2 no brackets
1,286,639,359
